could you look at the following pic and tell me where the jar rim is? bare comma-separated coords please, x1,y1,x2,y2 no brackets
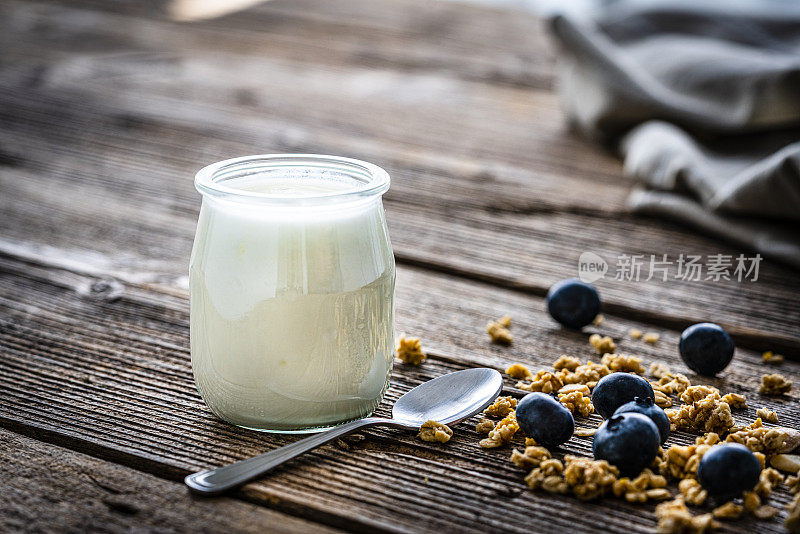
195,154,390,205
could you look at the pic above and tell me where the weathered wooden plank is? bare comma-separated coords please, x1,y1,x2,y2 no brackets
1,251,797,533
0,85,797,355
0,427,342,533
1,0,798,354
1,0,555,90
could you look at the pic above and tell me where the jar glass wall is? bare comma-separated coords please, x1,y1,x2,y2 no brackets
189,155,395,432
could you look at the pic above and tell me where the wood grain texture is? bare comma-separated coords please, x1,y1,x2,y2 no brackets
1,0,797,354
1,251,798,533
0,427,342,533
1,0,800,532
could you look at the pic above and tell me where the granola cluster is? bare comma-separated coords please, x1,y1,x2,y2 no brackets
661,433,720,481
558,360,611,389
762,351,784,364
505,363,533,381
651,372,691,396
562,455,620,501
395,335,426,364
553,355,581,372
612,469,670,503
524,457,569,494
666,390,734,434
712,500,743,519
479,412,518,448
510,445,551,470
643,332,660,344
760,373,792,395
725,418,793,455
483,395,517,418
601,352,645,374
756,407,779,423
589,334,616,354
650,362,671,379
656,497,720,534
487,315,513,344
721,392,747,409
557,389,594,417
418,420,452,443
517,370,563,394
475,418,495,434
653,389,673,408
678,478,708,506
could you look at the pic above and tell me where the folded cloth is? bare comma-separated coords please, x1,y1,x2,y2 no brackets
547,0,800,268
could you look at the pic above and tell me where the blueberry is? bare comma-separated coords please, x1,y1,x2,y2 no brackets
515,392,574,449
546,278,601,329
613,396,670,444
591,372,655,419
679,323,735,376
697,444,760,502
593,413,660,477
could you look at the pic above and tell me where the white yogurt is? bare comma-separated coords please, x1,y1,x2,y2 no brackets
189,156,395,431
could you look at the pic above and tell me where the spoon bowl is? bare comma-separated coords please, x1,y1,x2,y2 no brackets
392,367,503,427
186,367,503,495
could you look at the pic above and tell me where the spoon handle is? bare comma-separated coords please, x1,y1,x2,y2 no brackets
185,417,392,495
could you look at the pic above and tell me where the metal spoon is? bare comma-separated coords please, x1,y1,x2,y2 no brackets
185,367,503,495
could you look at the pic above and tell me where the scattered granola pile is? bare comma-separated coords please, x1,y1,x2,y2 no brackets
487,315,513,344
490,343,798,533
468,311,799,531
418,420,452,443
395,335,426,364
513,447,622,501
760,373,792,395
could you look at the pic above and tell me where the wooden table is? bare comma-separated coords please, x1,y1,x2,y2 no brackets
1,0,799,532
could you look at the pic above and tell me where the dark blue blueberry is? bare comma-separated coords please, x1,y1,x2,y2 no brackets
613,396,670,444
593,413,660,478
515,392,574,449
546,278,601,329
697,444,760,502
591,372,655,419
679,323,735,376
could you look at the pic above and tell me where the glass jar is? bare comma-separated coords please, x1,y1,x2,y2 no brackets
190,155,395,432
